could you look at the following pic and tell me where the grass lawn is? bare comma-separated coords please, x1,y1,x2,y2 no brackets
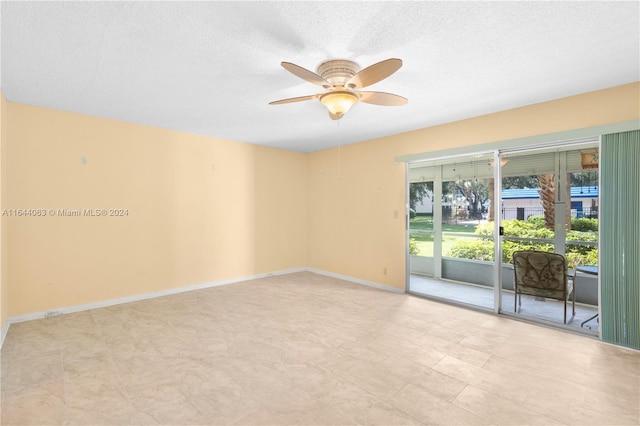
410,232,483,257
410,215,481,233
410,215,480,257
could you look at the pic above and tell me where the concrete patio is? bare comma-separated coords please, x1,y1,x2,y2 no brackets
410,274,599,334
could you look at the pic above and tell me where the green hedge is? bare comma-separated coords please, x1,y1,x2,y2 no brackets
447,240,494,261
445,239,555,264
409,238,419,255
447,217,598,268
475,218,554,239
571,217,598,232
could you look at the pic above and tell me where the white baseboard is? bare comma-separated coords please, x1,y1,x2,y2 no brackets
0,319,9,348
0,266,400,348
4,267,307,327
306,268,405,294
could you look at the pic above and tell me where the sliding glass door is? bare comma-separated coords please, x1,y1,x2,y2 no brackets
498,142,600,332
407,139,600,334
408,153,496,310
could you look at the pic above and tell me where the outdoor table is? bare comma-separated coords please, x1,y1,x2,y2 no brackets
576,265,598,328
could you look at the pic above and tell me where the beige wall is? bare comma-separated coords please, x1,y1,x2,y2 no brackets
307,82,640,290
2,82,638,319
1,91,7,333
5,103,307,317
307,136,407,286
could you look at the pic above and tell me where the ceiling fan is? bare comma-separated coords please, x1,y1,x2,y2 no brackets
269,58,407,120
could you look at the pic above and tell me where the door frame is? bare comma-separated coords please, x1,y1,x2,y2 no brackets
406,137,601,326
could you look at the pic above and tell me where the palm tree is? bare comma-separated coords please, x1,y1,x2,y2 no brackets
538,174,555,230
537,173,572,231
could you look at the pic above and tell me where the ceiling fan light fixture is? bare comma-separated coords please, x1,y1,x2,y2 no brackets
319,91,358,118
270,58,405,120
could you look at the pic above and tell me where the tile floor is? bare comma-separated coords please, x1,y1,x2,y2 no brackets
1,272,638,425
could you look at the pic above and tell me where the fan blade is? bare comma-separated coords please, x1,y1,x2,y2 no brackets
281,62,330,87
269,94,319,105
346,58,402,89
358,91,408,106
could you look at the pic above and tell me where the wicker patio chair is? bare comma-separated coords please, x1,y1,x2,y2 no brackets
512,250,576,324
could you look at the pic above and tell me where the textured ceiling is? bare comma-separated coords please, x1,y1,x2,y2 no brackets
1,1,638,153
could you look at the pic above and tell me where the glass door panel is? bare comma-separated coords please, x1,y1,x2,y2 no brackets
408,180,435,280
408,154,495,310
499,143,599,333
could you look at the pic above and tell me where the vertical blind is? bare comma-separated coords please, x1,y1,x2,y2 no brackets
600,130,640,350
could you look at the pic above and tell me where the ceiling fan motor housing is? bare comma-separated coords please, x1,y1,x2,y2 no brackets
317,60,360,87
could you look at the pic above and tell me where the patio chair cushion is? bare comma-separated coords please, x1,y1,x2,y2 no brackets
513,251,572,300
